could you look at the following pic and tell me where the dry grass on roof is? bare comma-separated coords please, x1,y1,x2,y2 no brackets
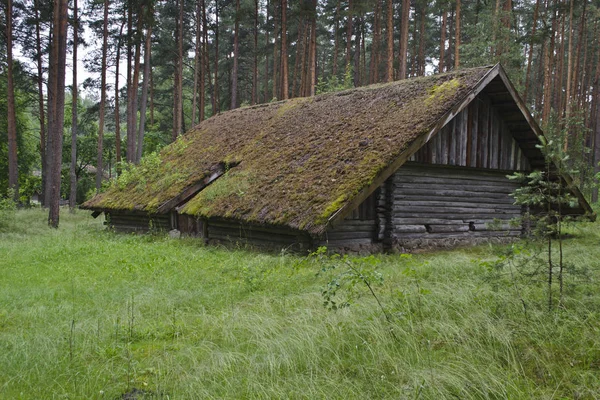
84,66,493,234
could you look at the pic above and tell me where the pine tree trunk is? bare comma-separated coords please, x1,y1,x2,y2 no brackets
418,4,426,76
252,0,258,104
131,7,142,159
345,0,353,68
542,1,557,126
370,0,381,84
138,24,152,161
398,0,410,80
6,0,19,202
309,0,317,96
126,0,134,162
201,0,207,120
115,22,124,175
385,0,393,81
69,0,78,211
34,1,46,206
231,0,240,108
333,0,340,77
280,0,289,100
440,9,446,73
454,0,461,69
264,0,270,102
524,0,541,103
47,0,68,228
571,0,587,118
292,17,305,97
192,1,201,125
213,4,220,115
592,47,600,202
96,0,108,191
564,0,574,118
272,1,279,100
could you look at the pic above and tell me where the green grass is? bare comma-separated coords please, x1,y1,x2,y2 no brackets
1,208,600,399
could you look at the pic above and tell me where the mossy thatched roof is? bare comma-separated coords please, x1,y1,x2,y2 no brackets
84,66,498,234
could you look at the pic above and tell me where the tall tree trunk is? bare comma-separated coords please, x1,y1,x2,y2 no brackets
231,0,240,108
542,0,557,126
252,0,258,104
353,17,360,87
115,22,124,175
398,0,410,80
6,0,19,202
292,17,305,97
564,0,574,118
418,3,426,77
173,0,183,140
69,0,78,211
138,25,152,161
333,0,340,77
201,0,207,120
131,6,142,158
571,0,587,116
213,3,219,115
272,1,279,100
440,9,446,73
370,0,381,84
47,0,68,227
345,0,353,68
454,0,461,69
309,0,317,96
385,0,393,81
126,0,134,162
280,0,289,99
264,0,270,102
524,0,541,103
96,0,109,191
192,0,202,125
34,1,46,206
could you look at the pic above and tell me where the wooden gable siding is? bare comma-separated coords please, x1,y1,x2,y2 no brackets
386,164,523,249
409,93,531,171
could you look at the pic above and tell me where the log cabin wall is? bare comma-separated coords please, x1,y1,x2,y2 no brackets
409,93,531,171
387,164,523,250
106,211,171,233
319,191,381,253
206,219,312,251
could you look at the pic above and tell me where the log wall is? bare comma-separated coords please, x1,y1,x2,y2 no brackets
386,164,523,250
106,211,171,233
206,219,312,251
409,93,531,171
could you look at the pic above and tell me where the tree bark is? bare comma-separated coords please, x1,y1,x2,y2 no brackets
201,0,207,120
192,0,202,125
213,3,219,114
272,1,279,100
231,0,240,108
252,0,258,104
280,0,289,100
398,0,410,80
309,0,317,96
564,0,574,118
440,9,446,73
418,3,426,76
47,0,68,227
370,0,381,84
34,0,46,206
96,0,109,191
524,0,541,103
172,0,183,141
292,17,305,97
131,5,142,158
115,22,124,175
385,0,393,81
345,0,353,68
137,24,152,161
264,0,270,102
69,0,78,211
455,0,461,69
542,0,557,126
6,0,19,202
333,0,340,77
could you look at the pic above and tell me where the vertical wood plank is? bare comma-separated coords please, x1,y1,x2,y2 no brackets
449,118,456,165
470,99,479,167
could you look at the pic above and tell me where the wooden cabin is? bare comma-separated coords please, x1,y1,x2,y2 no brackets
83,64,594,253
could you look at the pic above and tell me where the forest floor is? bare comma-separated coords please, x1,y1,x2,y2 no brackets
1,208,600,399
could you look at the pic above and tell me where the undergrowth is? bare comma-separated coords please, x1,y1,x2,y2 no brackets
1,209,600,399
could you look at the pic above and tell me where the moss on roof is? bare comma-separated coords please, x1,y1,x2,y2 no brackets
84,66,493,234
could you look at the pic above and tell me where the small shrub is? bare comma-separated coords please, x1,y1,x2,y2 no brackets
0,192,17,232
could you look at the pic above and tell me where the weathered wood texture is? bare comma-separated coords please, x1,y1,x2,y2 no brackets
106,211,171,233
409,93,531,171
206,218,312,251
388,164,523,250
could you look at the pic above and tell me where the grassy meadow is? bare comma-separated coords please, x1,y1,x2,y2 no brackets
1,208,600,399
